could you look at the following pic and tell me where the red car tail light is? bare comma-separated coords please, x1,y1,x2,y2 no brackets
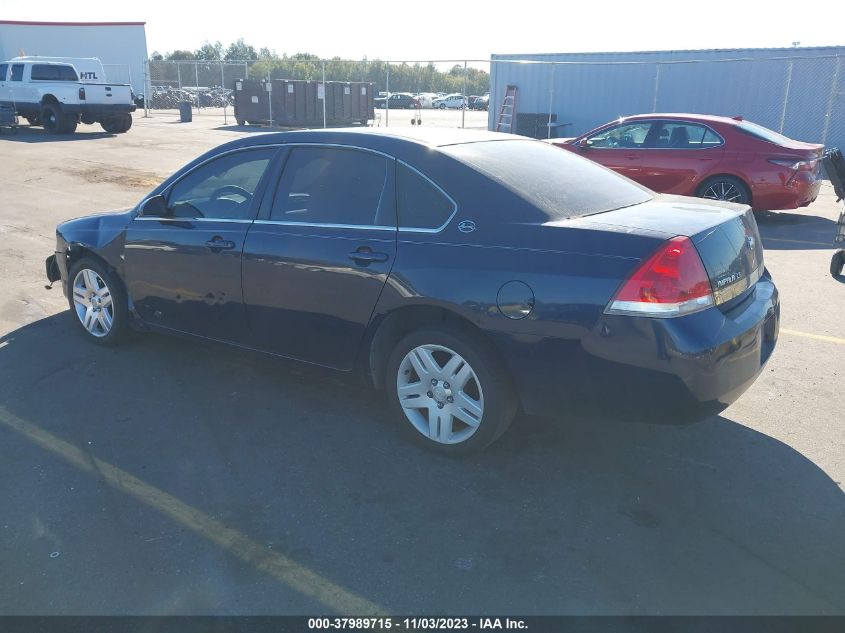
768,157,817,171
605,236,714,318
78,86,86,100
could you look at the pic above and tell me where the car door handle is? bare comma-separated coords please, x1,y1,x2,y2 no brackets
348,248,389,264
205,237,236,252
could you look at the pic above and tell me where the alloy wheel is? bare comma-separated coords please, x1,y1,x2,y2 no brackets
396,344,485,444
701,180,744,203
72,268,114,338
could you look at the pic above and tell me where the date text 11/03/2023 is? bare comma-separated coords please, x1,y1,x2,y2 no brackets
307,618,528,630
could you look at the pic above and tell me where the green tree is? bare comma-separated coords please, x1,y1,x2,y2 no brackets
195,41,224,61
225,38,258,61
166,50,196,61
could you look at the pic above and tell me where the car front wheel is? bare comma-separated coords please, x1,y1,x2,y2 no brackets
68,257,129,345
386,324,517,454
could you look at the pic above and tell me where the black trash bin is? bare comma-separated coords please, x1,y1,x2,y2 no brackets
179,101,193,123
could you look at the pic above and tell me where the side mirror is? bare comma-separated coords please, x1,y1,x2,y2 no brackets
140,194,167,217
580,138,592,149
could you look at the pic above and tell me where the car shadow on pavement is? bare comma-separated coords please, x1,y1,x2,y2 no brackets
756,211,840,250
0,126,116,142
1,313,843,615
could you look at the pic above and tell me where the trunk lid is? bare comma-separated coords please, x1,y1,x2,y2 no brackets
578,194,764,306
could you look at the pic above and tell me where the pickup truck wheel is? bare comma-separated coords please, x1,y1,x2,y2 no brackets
117,114,133,133
101,114,131,134
41,103,64,134
59,115,78,134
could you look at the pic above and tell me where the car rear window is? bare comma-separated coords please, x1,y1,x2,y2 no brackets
442,139,652,219
31,64,78,81
736,120,792,145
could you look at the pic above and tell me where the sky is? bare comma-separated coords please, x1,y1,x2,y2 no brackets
2,0,843,61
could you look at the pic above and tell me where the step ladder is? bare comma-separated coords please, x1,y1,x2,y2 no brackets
495,85,518,133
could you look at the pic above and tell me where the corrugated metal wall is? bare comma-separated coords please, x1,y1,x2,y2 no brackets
489,47,845,152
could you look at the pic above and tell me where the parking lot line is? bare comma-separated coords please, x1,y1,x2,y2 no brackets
0,407,385,615
780,328,845,345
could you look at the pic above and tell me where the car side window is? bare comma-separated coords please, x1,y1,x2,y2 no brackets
166,148,276,220
397,163,455,230
10,64,24,81
0,64,7,81
270,146,393,227
702,128,723,148
655,122,723,149
587,122,653,148
31,64,79,81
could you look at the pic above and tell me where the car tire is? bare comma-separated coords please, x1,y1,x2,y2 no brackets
439,103,446,109
831,250,845,277
67,257,129,346
101,114,132,134
41,103,73,134
236,117,245,126
696,175,751,205
385,323,517,455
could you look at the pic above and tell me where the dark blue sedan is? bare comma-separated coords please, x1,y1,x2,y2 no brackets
45,128,779,454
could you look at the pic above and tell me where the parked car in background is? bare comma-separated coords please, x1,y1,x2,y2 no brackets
46,128,778,454
432,94,468,109
549,113,823,211
470,94,489,110
414,93,438,108
375,92,420,109
0,56,135,134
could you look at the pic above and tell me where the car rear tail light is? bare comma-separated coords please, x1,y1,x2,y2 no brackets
78,86,86,100
605,236,714,318
768,157,817,171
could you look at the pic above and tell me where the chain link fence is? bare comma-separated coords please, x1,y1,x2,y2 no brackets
144,59,492,129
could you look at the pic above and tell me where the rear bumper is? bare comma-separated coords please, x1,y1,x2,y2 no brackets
63,103,136,116
494,273,779,423
752,172,822,211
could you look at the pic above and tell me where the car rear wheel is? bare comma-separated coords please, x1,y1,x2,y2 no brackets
386,324,517,455
101,114,132,134
68,258,129,345
697,175,751,205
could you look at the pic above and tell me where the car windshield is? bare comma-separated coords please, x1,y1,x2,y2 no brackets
736,120,793,145
442,139,653,219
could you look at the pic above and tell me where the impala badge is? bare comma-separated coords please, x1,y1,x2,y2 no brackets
716,271,743,288
458,220,476,234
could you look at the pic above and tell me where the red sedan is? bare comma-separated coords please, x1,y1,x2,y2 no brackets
549,113,823,211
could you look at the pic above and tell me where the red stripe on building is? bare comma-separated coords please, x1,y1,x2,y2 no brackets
0,20,146,27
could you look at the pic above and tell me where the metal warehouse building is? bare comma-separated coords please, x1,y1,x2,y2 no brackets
489,46,845,152
0,20,148,93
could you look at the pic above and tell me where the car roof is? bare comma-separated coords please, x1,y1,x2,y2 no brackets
222,127,516,152
622,113,742,126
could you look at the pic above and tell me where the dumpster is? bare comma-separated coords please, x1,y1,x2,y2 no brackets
234,79,374,127
233,79,270,125
178,101,192,123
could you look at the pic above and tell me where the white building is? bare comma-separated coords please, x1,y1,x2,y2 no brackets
0,20,148,93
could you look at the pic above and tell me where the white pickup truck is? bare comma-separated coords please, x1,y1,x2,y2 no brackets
0,57,136,134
